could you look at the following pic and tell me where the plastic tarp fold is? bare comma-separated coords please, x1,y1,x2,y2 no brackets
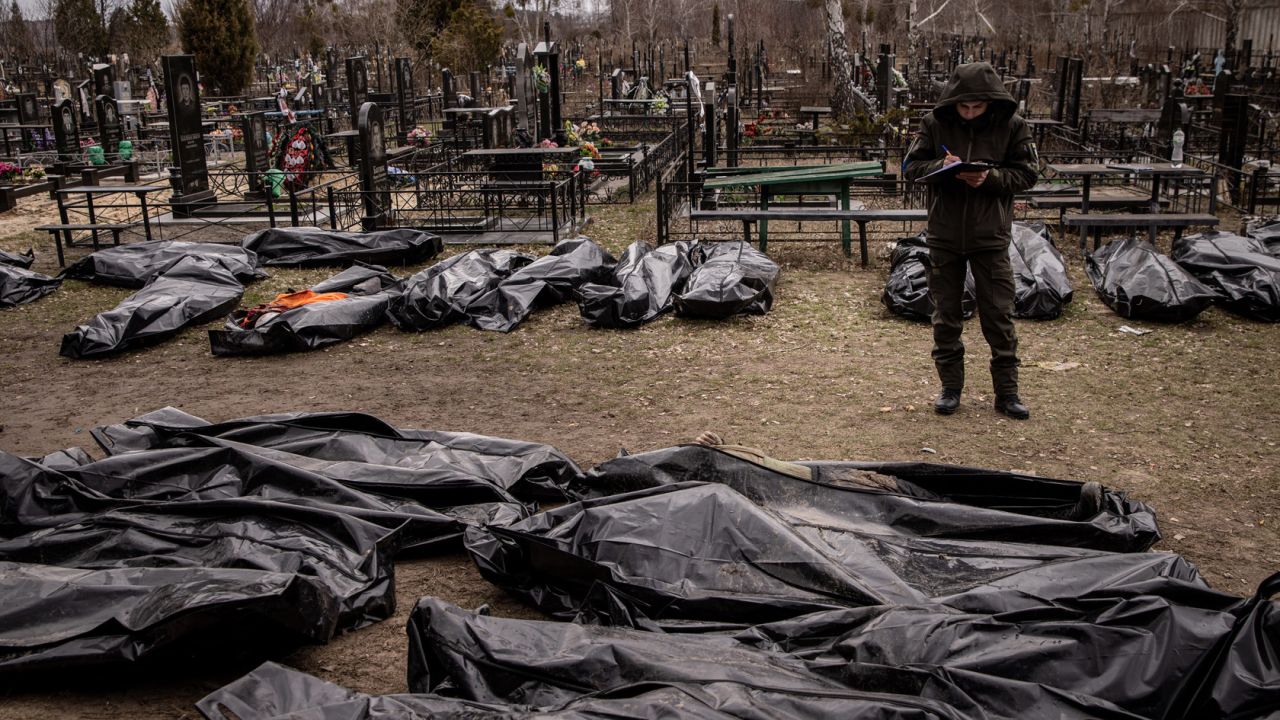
1171,231,1280,322
240,227,444,267
576,240,699,328
1009,222,1074,319
673,241,779,319
1245,218,1280,255
1086,238,1218,322
0,408,584,673
466,237,617,332
0,248,34,268
386,248,534,331
0,263,61,308
91,407,582,500
60,255,246,359
59,239,266,287
209,263,402,355
0,481,398,673
882,232,974,321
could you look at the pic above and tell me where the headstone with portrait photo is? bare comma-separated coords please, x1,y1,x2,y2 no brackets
162,54,216,215
93,64,115,99
357,101,390,230
346,56,369,121
95,95,123,156
242,111,271,199
52,98,80,168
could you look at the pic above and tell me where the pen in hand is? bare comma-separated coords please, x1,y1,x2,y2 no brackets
941,145,960,166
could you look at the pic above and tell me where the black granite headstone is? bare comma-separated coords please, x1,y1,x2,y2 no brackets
162,54,215,213
395,57,413,144
357,101,389,230
16,93,38,124
93,64,115,99
346,57,369,121
52,98,79,166
95,95,122,156
242,111,270,199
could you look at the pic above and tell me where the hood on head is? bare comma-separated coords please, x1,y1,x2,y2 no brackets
933,62,1018,123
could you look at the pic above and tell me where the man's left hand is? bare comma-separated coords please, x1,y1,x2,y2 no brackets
955,169,989,188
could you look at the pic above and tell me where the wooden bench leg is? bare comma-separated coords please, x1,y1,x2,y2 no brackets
857,221,868,266
742,219,752,246
51,230,64,267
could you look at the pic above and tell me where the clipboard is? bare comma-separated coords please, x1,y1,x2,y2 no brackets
921,160,995,180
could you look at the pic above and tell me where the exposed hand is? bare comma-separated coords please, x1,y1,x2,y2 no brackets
942,152,961,167
955,169,989,187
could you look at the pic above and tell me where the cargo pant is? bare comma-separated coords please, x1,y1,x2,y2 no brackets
928,245,1020,396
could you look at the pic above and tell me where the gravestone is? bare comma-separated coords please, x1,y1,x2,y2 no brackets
53,78,72,103
702,81,717,168
1051,56,1069,122
346,56,369,120
1156,94,1190,145
534,39,565,144
51,98,79,168
16,93,38,124
395,57,413,144
242,111,271,200
725,85,739,167
325,48,338,104
95,95,122,157
1218,94,1248,174
515,45,535,132
1064,57,1084,128
609,68,622,100
75,80,93,124
162,54,216,216
357,101,389,230
92,64,115,98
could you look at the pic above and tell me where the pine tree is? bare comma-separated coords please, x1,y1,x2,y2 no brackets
7,1,34,62
53,0,104,58
433,1,502,72
176,0,258,95
127,0,169,66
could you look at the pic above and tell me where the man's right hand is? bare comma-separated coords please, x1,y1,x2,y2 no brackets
943,152,961,166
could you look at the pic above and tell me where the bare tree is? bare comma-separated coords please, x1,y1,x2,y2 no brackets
822,0,859,116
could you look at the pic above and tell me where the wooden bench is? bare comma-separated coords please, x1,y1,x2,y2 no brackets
35,223,131,266
1062,213,1219,251
689,208,928,265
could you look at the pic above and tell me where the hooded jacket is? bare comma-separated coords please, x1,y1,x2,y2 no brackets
904,63,1038,252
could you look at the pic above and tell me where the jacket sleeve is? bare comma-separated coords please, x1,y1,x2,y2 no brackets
902,118,949,185
981,117,1038,196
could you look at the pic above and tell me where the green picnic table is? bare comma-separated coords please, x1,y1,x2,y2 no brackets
703,161,884,255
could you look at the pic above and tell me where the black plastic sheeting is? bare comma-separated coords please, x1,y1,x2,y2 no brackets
0,263,61,308
386,248,534,331
92,407,582,501
0,248,34,268
450,444,1280,720
466,237,616,332
0,408,582,674
1086,238,1218,322
240,227,444,267
60,255,246,359
59,239,266,288
1246,218,1280,255
881,232,974,321
1171,231,1280,323
577,240,699,328
1009,222,1074,319
673,241,779,319
209,263,402,355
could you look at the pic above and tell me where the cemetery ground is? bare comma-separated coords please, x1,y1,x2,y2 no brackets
0,198,1278,718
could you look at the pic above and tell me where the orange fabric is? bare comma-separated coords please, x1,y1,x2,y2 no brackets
239,290,349,328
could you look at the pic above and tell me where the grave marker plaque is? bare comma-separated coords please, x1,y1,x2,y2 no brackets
357,101,389,230
395,57,413,144
242,111,270,199
52,98,79,166
162,54,215,214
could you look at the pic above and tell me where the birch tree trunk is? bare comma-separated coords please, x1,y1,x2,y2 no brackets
823,0,859,117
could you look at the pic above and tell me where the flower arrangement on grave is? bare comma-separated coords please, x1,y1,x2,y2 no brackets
651,93,669,113
533,64,551,94
572,58,586,79
407,126,433,146
538,138,559,149
579,141,600,160
23,164,46,182
0,162,21,184
270,123,333,190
